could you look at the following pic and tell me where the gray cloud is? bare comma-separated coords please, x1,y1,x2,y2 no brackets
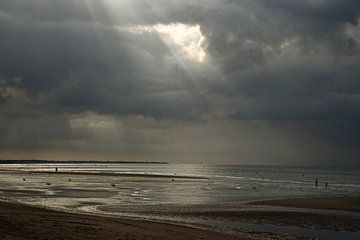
0,0,359,165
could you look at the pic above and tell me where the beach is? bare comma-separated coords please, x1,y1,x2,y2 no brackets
251,196,360,212
0,201,239,240
0,164,359,239
1,0,360,238
1,196,360,240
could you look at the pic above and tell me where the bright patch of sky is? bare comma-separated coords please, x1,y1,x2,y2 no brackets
119,23,207,62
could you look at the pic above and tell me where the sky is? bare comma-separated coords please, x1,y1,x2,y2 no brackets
0,0,360,166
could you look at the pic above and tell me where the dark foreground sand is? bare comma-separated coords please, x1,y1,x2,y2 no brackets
1,197,359,240
0,201,240,240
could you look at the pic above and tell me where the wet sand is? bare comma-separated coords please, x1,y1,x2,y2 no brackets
104,197,360,233
174,209,360,232
251,196,360,212
1,196,359,239
0,201,239,240
0,169,207,179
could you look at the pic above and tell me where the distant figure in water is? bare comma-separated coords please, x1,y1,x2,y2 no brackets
68,178,72,182
55,167,58,173
325,182,328,188
22,178,26,181
315,178,319,187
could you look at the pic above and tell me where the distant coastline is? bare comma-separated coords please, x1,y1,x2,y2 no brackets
0,159,168,164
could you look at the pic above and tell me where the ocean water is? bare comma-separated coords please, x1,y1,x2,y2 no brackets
1,163,360,239
0,163,359,207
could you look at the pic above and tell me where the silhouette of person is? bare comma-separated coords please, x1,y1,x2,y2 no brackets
315,178,318,187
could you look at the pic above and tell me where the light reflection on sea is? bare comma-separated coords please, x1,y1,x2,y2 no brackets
1,164,360,205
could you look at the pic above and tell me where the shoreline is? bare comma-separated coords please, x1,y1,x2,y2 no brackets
1,196,359,240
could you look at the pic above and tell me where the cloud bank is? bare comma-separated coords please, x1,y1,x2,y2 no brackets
0,0,359,165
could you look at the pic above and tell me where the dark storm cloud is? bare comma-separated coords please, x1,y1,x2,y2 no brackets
0,0,111,23
0,0,359,165
0,3,209,120
229,64,360,120
261,0,360,24
200,0,360,71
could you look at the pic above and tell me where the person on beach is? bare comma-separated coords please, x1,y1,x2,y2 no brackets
315,178,318,187
55,167,58,173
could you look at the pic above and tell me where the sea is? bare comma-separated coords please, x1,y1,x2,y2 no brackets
0,163,359,239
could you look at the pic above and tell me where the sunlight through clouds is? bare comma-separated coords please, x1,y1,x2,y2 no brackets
119,23,207,62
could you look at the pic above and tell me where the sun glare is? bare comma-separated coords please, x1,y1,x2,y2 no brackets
120,23,207,62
